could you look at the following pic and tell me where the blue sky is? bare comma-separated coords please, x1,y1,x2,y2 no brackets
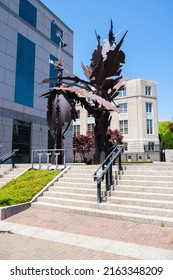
41,0,173,121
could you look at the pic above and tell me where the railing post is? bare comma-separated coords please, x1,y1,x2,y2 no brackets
110,164,113,186
46,152,51,170
38,152,43,170
12,155,15,169
97,180,101,203
118,152,123,173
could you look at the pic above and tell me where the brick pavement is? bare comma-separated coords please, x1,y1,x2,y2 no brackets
0,207,173,259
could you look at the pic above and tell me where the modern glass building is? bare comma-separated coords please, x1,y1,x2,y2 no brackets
0,0,73,162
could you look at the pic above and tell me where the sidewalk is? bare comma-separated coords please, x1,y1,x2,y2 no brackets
0,207,173,259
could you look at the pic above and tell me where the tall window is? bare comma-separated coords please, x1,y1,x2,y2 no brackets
145,86,151,96
51,22,63,46
119,120,128,134
19,0,37,28
15,34,35,107
118,87,126,97
49,54,58,87
73,125,80,136
87,123,94,133
146,103,152,113
76,110,80,119
147,119,153,134
119,103,127,114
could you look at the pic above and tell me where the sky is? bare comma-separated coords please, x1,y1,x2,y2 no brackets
41,0,173,121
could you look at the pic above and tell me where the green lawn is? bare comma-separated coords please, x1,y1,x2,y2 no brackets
0,169,60,207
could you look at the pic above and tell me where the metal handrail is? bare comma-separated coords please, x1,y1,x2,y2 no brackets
0,149,19,168
31,148,66,170
93,144,124,203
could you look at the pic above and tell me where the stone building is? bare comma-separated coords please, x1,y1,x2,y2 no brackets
73,78,160,161
0,0,73,162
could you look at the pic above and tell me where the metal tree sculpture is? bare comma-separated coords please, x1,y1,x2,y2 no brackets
42,20,128,164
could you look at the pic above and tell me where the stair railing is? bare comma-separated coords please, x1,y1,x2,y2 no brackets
0,149,19,168
93,144,124,203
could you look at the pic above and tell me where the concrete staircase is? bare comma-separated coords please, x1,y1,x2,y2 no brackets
0,164,31,188
32,163,173,226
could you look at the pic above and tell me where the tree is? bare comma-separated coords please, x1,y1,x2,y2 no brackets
73,130,123,162
73,132,94,162
159,121,173,149
42,20,127,163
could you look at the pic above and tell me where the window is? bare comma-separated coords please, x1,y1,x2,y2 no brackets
147,119,153,134
76,110,80,119
118,87,126,97
73,125,80,136
119,103,127,114
49,54,58,87
19,0,37,28
15,34,35,107
148,142,154,151
119,120,128,134
51,22,63,46
145,86,151,96
87,123,94,133
12,119,31,163
146,103,152,113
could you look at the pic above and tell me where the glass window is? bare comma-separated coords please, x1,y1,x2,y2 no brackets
147,119,153,134
118,87,126,97
119,103,127,114
146,103,152,113
73,125,80,136
51,22,63,46
87,123,94,133
148,142,154,151
76,110,80,119
145,86,151,96
49,54,58,87
19,0,37,28
12,119,31,163
119,120,128,134
15,34,35,107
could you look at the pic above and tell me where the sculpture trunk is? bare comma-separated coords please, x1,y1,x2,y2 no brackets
92,110,111,164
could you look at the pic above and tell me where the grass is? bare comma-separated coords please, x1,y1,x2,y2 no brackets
0,169,60,207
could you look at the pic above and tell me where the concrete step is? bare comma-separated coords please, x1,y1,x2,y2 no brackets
53,181,96,188
111,190,173,201
49,186,97,195
118,179,173,187
32,201,173,227
115,185,173,194
109,196,173,209
121,175,173,182
124,170,173,176
44,190,97,201
58,177,94,183
37,195,173,218
124,164,173,171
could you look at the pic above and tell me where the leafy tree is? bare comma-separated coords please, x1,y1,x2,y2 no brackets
73,130,123,162
73,132,94,162
159,121,173,149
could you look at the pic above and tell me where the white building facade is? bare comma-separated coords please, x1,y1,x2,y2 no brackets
0,0,73,162
73,79,160,161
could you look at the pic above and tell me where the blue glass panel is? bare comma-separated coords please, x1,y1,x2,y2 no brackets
19,0,37,28
49,54,58,87
51,22,63,46
15,34,35,107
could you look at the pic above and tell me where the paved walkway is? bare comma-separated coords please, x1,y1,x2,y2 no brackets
0,207,173,260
